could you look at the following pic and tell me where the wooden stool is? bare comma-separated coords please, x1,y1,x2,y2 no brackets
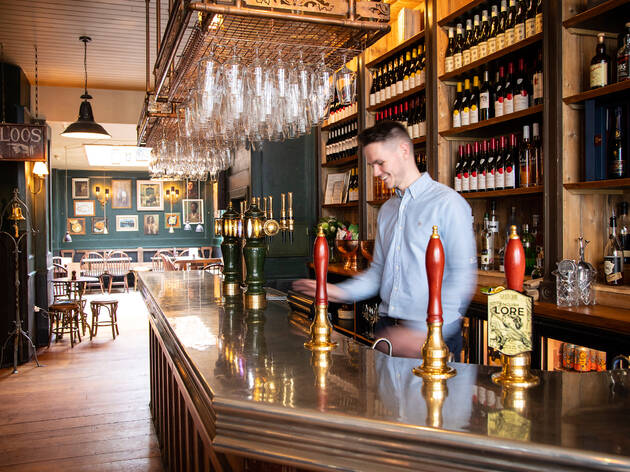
48,301,81,347
90,300,120,339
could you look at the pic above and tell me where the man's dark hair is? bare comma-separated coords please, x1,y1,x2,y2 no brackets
358,120,412,148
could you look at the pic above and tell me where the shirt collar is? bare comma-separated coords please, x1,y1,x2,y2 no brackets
395,173,431,200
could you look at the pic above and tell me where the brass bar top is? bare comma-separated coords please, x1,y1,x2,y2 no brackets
138,271,630,471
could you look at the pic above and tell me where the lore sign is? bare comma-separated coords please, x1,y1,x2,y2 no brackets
0,124,47,162
487,289,533,356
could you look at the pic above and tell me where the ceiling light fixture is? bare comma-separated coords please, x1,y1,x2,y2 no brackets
61,36,111,140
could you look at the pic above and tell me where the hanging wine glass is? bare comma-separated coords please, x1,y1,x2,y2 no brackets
335,55,356,105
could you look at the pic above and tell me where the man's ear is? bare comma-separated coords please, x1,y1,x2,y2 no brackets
398,140,413,162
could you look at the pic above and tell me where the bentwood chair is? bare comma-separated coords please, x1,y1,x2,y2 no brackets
160,254,178,271
79,251,106,293
53,263,68,279
105,250,132,293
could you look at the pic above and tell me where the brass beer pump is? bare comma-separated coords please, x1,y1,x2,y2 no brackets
413,226,457,380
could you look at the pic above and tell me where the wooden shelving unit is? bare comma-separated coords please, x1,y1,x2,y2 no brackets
563,80,630,105
462,185,543,199
440,104,543,137
367,198,391,206
564,178,630,193
439,33,543,82
412,136,426,146
321,155,358,168
437,0,486,27
366,84,425,112
322,202,359,209
365,29,425,69
563,0,630,33
321,112,358,131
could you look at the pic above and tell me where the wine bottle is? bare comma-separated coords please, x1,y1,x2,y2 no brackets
505,0,517,47
452,81,463,128
396,56,404,96
525,0,536,37
604,214,624,285
591,33,610,89
503,62,515,115
480,68,491,121
445,28,455,73
407,98,416,138
454,23,464,70
494,66,505,118
497,0,508,50
384,62,392,101
608,106,625,179
463,18,473,66
481,213,495,271
403,50,412,92
521,223,536,275
489,200,500,269
454,145,463,192
462,143,471,193
514,57,530,112
478,10,490,59
470,14,481,63
369,70,377,107
410,47,418,89
505,133,518,189
419,96,427,137
488,5,499,54
619,201,630,265
519,125,534,187
532,48,543,105
376,66,384,104
486,138,496,190
514,0,526,43
535,0,543,34
470,75,480,124
418,44,426,86
617,23,630,81
478,139,487,191
461,78,471,126
470,141,479,192
532,122,542,185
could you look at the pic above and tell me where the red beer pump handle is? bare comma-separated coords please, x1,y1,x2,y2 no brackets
505,225,525,292
426,226,445,324
314,227,329,306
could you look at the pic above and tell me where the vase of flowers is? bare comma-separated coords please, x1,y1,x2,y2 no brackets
316,217,359,264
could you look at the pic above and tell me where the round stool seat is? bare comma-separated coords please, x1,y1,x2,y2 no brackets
91,300,118,306
48,302,81,347
49,301,79,311
90,300,119,340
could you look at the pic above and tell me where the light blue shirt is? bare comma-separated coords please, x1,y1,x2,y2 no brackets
336,173,477,330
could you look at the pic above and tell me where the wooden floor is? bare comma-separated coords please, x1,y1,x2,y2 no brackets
0,292,165,472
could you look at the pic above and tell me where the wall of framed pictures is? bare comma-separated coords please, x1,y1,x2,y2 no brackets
51,170,219,253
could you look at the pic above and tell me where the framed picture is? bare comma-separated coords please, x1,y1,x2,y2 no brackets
137,180,163,211
74,200,95,217
116,215,139,232
67,217,86,235
185,180,199,199
144,214,159,235
111,179,132,209
183,199,204,224
165,213,181,229
92,217,108,234
72,178,90,199
324,172,350,204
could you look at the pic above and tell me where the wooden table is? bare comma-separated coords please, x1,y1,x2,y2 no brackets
173,257,222,270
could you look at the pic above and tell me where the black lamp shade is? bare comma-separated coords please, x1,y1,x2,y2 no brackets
61,100,111,139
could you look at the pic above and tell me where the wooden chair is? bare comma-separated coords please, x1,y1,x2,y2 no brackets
60,249,75,260
52,256,63,265
90,300,119,339
53,263,68,279
105,250,132,293
202,261,224,274
52,280,71,302
48,301,81,347
177,248,191,258
160,254,178,271
200,246,213,258
152,249,175,272
79,252,106,293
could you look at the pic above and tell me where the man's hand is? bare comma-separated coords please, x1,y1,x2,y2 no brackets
291,279,349,303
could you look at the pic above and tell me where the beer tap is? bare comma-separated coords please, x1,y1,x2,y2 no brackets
288,191,294,244
280,193,287,244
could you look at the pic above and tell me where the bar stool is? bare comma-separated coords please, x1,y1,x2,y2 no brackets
48,301,81,347
90,300,120,339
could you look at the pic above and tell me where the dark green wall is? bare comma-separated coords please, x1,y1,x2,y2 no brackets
51,169,220,258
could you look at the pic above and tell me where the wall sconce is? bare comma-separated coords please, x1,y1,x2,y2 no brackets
95,185,110,207
165,186,180,205
29,161,49,195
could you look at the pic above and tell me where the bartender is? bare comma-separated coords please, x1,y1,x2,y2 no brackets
293,121,477,357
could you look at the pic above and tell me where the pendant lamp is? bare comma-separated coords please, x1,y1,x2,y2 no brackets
61,36,111,140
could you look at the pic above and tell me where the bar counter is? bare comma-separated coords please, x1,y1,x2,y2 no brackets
138,271,630,471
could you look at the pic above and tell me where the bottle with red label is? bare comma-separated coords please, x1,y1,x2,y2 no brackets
503,62,515,114
462,143,471,192
454,145,463,192
486,138,497,190
469,142,479,192
494,66,505,118
495,136,506,190
478,139,488,191
514,57,530,112
504,133,519,188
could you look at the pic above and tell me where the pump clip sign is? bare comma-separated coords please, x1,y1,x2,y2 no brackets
0,124,47,162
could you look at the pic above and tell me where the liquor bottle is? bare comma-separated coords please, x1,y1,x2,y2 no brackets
608,106,625,178
519,125,534,187
503,62,515,114
494,66,505,118
488,5,499,55
514,58,530,112
479,68,491,121
396,56,404,96
470,75,480,124
369,69,378,106
470,14,481,63
479,10,490,59
452,81,463,128
462,143,472,192
497,0,508,50
454,145,464,192
461,78,472,126
532,122,542,185
463,18,473,66
514,0,526,43
486,138,496,190
619,201,630,266
535,0,543,34
505,133,518,189
478,139,487,191
418,96,427,137
617,22,630,82
470,141,479,192
521,223,536,275
410,47,418,89
419,44,426,86
604,214,624,285
532,48,543,105
525,0,536,37
505,0,517,47
532,213,544,269
590,33,610,89
481,213,495,271
454,23,464,70
495,135,506,190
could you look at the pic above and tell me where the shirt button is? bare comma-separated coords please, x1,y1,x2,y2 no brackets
397,245,400,250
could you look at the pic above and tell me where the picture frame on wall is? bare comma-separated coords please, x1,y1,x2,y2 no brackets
111,179,132,209
116,215,139,232
72,178,90,199
137,180,163,211
92,217,108,234
67,217,86,235
183,199,203,224
144,214,159,235
74,200,95,217
165,213,181,229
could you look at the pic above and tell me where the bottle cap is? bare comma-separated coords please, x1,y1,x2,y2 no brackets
523,125,530,140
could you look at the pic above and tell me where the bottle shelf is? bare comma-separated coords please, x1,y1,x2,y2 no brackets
563,0,630,34
367,197,392,206
563,80,630,105
321,112,358,131
322,202,359,209
438,0,487,27
413,136,426,146
564,178,630,193
366,30,425,69
462,185,543,199
366,84,426,112
322,155,358,168
439,33,543,82
440,104,543,138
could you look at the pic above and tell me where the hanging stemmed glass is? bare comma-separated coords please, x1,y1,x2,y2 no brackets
335,54,356,106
